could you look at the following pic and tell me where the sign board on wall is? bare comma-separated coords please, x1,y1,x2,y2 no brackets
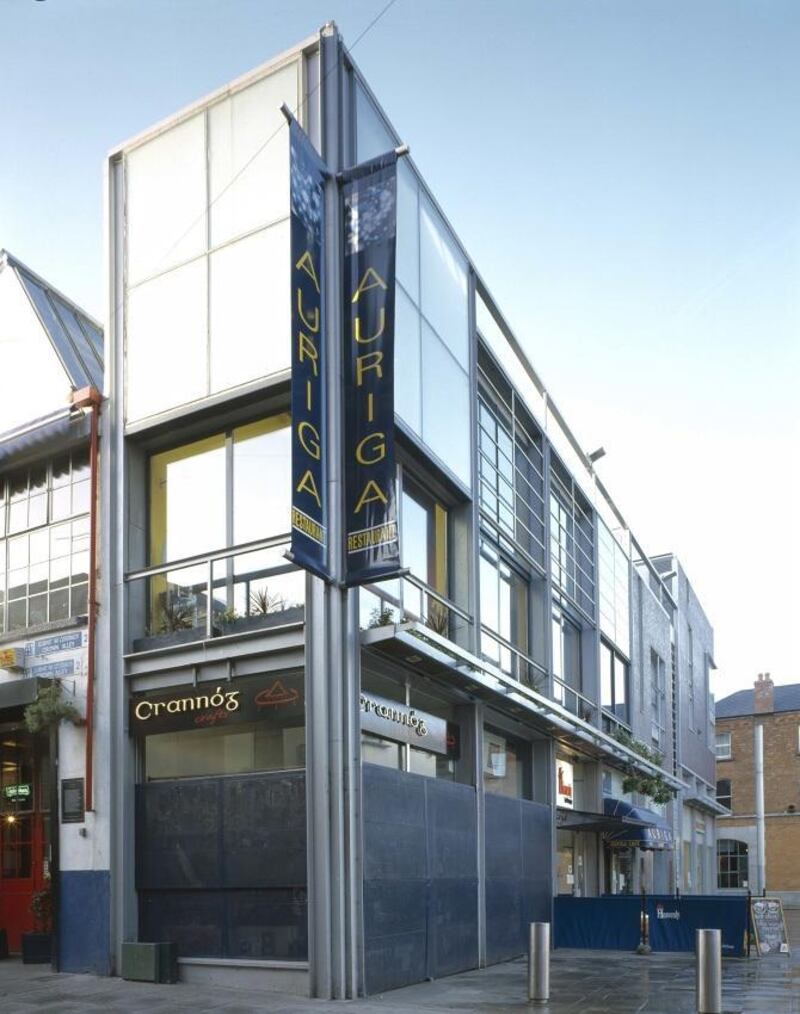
360,692,447,755
61,778,85,824
484,731,507,778
130,673,304,737
0,648,25,671
557,759,575,809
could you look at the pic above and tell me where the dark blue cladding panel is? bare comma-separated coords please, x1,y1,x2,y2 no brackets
59,870,111,974
485,795,552,964
362,765,479,994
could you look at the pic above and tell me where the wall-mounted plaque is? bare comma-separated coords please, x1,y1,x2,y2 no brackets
61,777,85,824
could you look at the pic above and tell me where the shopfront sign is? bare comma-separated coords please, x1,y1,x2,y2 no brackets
130,673,304,737
0,648,25,671
556,759,574,809
61,777,85,824
360,692,447,754
342,151,400,586
289,117,330,581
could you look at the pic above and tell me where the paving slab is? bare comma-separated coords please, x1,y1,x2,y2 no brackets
0,946,797,1014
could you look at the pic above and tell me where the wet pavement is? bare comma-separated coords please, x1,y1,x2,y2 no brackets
0,945,797,1013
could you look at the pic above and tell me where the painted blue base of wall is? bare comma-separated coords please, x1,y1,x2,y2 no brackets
59,870,111,975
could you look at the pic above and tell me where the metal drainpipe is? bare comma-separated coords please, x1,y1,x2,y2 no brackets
754,721,766,894
71,386,102,812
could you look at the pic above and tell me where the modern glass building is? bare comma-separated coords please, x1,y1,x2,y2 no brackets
102,24,720,998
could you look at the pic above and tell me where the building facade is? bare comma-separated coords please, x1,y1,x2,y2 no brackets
101,25,719,998
715,675,800,904
0,251,108,970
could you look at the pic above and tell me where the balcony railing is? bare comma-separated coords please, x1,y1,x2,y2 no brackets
552,676,597,723
125,534,304,651
479,624,546,692
360,572,472,641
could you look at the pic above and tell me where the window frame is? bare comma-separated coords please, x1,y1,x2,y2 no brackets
716,778,732,809
715,731,732,760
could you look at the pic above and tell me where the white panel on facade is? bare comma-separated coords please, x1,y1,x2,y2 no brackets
209,221,290,394
126,114,207,286
0,269,71,433
126,259,208,421
209,62,297,247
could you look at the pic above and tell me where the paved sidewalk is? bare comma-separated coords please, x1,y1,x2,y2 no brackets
0,948,797,1014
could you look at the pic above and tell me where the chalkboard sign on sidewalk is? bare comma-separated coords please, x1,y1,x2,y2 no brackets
750,897,790,955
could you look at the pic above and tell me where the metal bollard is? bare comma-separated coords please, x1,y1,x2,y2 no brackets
527,921,550,1004
696,928,722,1014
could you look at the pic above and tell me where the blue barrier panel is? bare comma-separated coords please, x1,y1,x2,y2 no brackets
648,895,748,957
554,896,642,950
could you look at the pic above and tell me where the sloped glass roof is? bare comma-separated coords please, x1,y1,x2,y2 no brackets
13,263,103,389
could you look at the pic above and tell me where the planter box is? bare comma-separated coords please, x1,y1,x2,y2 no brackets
121,941,178,983
21,932,51,964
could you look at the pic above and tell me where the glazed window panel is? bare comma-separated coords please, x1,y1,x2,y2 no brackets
126,258,209,422
419,195,469,368
394,285,422,433
717,839,748,889
421,324,471,485
600,641,629,729
0,454,92,633
126,113,207,286
208,62,296,246
549,455,595,618
356,82,395,162
598,520,630,656
209,221,291,394
479,539,530,683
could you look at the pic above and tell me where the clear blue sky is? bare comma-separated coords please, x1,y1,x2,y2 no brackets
2,0,798,696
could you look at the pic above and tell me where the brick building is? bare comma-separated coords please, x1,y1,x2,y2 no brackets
715,674,800,903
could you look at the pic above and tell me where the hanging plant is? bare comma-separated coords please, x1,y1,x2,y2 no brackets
613,728,675,806
30,884,53,934
24,682,83,734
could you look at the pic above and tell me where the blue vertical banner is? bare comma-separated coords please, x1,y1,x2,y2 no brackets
341,151,401,586
289,119,330,581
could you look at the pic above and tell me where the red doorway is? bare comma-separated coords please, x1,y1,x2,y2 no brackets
0,729,49,953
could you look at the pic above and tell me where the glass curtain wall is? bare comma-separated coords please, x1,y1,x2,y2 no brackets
356,82,472,487
550,455,595,620
144,413,302,642
598,520,630,656
0,452,90,633
125,59,301,422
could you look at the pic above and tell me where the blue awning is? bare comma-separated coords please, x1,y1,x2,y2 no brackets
603,796,674,851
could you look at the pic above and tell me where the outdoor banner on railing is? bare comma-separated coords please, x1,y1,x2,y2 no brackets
289,118,330,581
341,150,400,586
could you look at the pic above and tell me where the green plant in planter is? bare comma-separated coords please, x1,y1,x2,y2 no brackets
24,682,83,734
249,588,286,615
367,605,396,628
30,885,53,934
159,602,193,633
613,727,675,806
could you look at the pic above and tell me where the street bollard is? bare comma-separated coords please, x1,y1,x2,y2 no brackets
696,928,722,1014
527,921,550,1004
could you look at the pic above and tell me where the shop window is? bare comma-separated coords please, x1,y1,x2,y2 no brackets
479,539,530,683
0,453,91,633
361,734,401,770
144,413,302,642
717,838,748,889
716,778,732,809
600,641,629,730
483,725,531,799
715,731,731,760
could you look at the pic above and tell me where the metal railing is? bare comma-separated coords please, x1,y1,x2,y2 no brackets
479,624,547,691
552,675,597,722
361,571,472,640
125,534,303,646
